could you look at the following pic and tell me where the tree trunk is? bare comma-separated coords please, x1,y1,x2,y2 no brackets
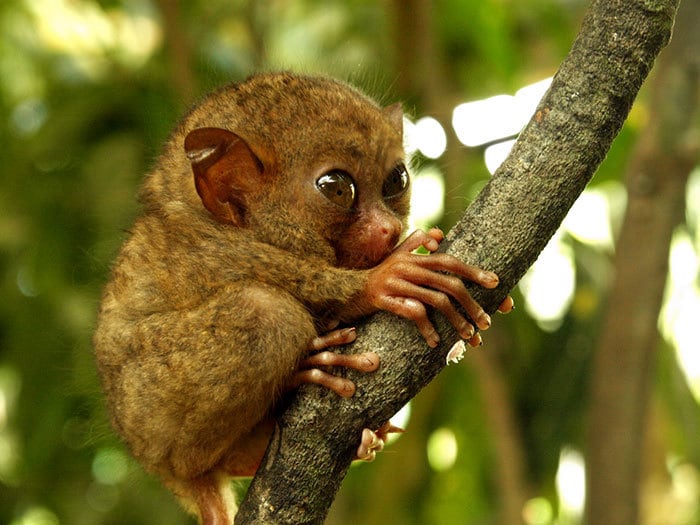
236,1,679,522
585,0,700,522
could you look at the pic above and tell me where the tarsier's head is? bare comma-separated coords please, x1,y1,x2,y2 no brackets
180,73,411,269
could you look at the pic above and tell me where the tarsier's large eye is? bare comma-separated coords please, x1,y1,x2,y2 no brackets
316,170,357,209
382,163,409,199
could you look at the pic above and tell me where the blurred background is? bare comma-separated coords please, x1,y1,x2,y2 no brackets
1,0,699,524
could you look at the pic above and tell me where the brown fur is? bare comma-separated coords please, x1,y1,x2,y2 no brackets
94,73,408,522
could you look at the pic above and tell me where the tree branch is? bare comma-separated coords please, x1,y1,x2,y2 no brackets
236,1,679,522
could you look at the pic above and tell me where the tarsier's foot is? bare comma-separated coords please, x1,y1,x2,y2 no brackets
290,329,400,462
356,421,404,462
288,327,379,397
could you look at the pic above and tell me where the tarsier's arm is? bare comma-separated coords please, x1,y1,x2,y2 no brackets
205,226,501,343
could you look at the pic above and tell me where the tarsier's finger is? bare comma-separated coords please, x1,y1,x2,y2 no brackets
380,276,477,340
498,295,515,314
378,296,441,347
308,327,357,351
467,332,482,347
411,253,500,289
424,227,445,248
301,351,379,373
394,229,442,254
398,265,492,331
290,369,355,398
415,286,478,339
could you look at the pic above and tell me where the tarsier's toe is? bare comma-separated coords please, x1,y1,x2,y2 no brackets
355,422,404,461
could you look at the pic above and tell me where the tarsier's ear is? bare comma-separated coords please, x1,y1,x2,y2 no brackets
383,103,404,137
184,127,264,226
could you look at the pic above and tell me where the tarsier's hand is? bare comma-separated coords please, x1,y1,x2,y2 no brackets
362,227,512,348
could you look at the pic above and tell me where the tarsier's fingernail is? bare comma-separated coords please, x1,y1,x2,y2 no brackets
498,296,515,313
483,272,499,284
461,324,474,341
362,352,380,370
480,313,492,329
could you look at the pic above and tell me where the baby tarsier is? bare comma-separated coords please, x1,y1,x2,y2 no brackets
94,72,509,524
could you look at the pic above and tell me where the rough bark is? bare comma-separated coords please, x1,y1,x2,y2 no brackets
585,0,700,523
235,1,679,522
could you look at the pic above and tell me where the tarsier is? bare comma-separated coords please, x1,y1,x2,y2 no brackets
94,72,510,524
